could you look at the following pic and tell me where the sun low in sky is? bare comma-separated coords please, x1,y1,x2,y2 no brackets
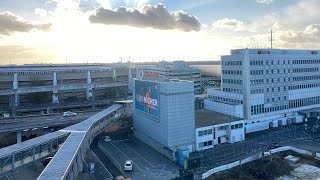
0,0,319,65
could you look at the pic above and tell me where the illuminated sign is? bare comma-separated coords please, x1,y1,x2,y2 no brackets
135,80,159,119
138,70,159,79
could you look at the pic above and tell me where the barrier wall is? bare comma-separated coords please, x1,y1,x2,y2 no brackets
202,146,318,179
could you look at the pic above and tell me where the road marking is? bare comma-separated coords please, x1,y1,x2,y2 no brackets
110,142,143,172
122,141,155,167
92,150,113,178
111,139,130,143
98,144,122,171
157,165,166,180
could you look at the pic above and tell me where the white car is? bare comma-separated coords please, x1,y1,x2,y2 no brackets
63,111,77,117
124,160,133,171
102,136,111,143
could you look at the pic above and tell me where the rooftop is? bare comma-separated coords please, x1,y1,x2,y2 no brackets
195,109,242,127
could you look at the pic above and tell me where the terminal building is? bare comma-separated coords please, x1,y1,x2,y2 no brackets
205,48,320,134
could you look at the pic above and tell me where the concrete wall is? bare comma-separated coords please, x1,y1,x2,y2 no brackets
133,79,195,152
204,100,243,118
202,146,317,179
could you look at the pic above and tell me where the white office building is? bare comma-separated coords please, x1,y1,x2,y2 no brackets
205,49,320,133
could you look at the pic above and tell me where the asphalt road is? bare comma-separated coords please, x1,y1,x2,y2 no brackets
0,111,98,133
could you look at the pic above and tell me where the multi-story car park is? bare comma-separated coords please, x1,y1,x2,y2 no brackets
136,61,204,94
133,78,246,156
0,64,130,116
133,79,195,160
205,48,320,134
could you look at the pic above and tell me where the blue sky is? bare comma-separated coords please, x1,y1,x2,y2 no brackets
0,0,319,64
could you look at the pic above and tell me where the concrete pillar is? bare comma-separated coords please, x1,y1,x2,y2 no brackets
13,73,19,107
77,154,83,173
16,131,22,143
128,69,133,93
52,72,59,104
86,71,93,99
13,73,18,90
112,69,116,80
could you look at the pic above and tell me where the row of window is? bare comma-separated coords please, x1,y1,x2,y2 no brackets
222,79,243,85
231,123,243,129
198,129,213,137
221,61,242,66
293,75,320,82
222,88,243,94
251,96,320,115
250,59,290,66
208,95,243,105
267,96,287,103
292,59,320,64
250,89,264,94
251,104,290,115
250,76,318,85
250,86,287,94
250,79,264,85
218,126,227,130
198,140,213,148
249,59,320,66
292,68,319,73
289,83,320,90
289,96,320,109
222,70,242,75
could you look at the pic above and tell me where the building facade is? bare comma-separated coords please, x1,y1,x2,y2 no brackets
133,79,195,157
205,49,320,133
0,64,130,116
136,61,204,94
195,110,244,151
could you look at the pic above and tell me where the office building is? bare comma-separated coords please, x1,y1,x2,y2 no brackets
205,49,320,133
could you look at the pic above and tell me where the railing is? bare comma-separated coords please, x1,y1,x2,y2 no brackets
38,104,123,180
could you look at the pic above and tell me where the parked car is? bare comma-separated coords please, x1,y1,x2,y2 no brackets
63,111,77,117
42,157,53,166
268,143,281,150
124,160,133,171
102,136,111,143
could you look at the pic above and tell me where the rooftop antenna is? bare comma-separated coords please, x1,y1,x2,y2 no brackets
269,29,275,49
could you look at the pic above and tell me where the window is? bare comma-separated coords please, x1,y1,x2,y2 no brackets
231,125,235,129
208,129,212,134
208,141,213,146
203,130,208,135
198,131,203,136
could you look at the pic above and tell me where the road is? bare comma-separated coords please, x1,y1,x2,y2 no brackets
0,111,98,133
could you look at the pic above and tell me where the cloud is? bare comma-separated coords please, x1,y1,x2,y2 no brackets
279,24,320,44
0,11,51,35
89,3,201,32
256,0,274,4
212,18,244,31
34,8,48,17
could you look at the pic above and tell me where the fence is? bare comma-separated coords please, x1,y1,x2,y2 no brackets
201,146,316,179
192,126,306,170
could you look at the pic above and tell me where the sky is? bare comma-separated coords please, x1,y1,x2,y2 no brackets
0,0,319,65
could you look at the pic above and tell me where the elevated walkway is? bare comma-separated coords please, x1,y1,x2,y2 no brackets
0,104,124,179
